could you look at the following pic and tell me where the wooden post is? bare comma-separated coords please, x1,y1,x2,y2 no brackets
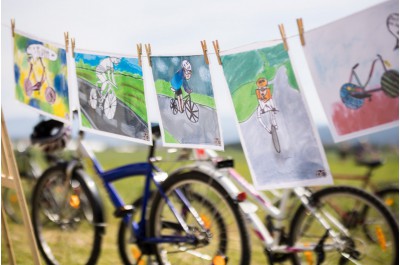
1,110,42,265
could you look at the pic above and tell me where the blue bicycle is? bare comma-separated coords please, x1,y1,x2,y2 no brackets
30,120,250,265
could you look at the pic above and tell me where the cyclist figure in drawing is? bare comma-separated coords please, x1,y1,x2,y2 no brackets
24,44,58,104
170,60,193,112
96,57,121,96
256,77,280,153
89,57,121,119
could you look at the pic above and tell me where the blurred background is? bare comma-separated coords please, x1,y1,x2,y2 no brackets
2,0,398,264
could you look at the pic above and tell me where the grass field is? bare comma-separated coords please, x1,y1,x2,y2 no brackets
1,144,398,264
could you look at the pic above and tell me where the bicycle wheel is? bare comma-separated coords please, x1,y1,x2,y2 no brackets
381,70,399,98
45,86,57,104
118,197,157,265
31,164,103,265
24,78,34,96
184,100,199,123
104,91,117,119
340,83,365,109
89,88,98,109
170,98,178,115
2,188,22,224
289,186,399,265
376,186,399,223
270,126,281,153
148,171,250,265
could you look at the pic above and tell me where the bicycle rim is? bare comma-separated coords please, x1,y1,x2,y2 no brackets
32,166,102,265
89,88,98,109
104,92,117,119
376,186,399,223
271,126,280,153
289,186,398,265
184,100,199,123
149,171,250,265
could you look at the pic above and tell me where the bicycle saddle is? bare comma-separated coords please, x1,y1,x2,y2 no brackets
356,159,383,169
31,119,71,153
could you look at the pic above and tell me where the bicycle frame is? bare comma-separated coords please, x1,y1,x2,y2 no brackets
191,149,346,254
74,135,206,245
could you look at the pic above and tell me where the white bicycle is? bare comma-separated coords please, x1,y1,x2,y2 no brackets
89,80,118,120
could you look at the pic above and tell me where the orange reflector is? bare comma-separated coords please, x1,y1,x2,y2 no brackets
375,226,387,251
69,195,80,209
212,255,227,265
304,242,314,265
130,246,145,265
200,214,212,230
385,198,394,207
10,194,18,203
236,192,247,202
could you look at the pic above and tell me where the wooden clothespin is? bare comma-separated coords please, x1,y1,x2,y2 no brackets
64,32,69,53
200,40,209,65
11,19,15,37
297,18,305,46
145,43,152,67
278,24,288,51
137,43,143,67
71,38,76,58
212,40,222,65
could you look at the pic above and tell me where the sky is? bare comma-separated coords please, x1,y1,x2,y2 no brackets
1,0,388,142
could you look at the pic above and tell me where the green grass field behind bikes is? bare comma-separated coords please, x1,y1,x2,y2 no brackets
1,143,398,265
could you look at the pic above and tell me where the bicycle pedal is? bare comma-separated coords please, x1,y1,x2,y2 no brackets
216,159,234,169
114,205,135,218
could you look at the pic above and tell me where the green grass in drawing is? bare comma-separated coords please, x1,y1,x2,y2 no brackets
223,43,298,123
76,65,148,124
81,113,92,128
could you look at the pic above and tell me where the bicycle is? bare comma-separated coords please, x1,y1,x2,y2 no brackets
333,145,399,222
24,44,58,104
30,120,250,265
170,91,200,123
256,103,280,153
340,54,399,109
89,80,118,120
163,148,399,265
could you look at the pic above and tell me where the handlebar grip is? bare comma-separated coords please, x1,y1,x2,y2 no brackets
151,123,161,139
352,63,359,70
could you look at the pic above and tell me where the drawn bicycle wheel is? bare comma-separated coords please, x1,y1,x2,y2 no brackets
170,98,178,115
45,87,56,104
184,100,199,123
24,79,34,96
271,126,281,153
103,91,117,119
89,88,98,109
381,70,399,98
340,83,365,109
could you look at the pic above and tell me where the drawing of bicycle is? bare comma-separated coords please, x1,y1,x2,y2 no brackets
257,103,280,153
340,54,399,109
170,92,199,123
88,81,118,120
24,44,57,104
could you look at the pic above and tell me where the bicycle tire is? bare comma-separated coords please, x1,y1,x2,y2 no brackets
289,186,399,265
118,197,153,265
376,186,399,223
381,70,399,98
104,90,117,119
148,171,251,265
2,188,23,224
89,88,98,109
31,164,104,265
45,86,57,104
170,98,178,115
271,126,280,153
184,100,199,123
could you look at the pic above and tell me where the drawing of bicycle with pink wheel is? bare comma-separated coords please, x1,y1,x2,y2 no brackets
24,44,57,104
340,54,399,109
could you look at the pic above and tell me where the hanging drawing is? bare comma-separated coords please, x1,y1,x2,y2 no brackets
303,0,399,142
74,52,151,144
150,55,223,150
13,32,70,122
220,41,331,190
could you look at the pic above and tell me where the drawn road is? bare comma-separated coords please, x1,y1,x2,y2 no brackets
157,95,222,146
78,78,148,140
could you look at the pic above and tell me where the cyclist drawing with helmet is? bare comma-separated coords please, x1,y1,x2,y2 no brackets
170,60,193,112
256,77,281,153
